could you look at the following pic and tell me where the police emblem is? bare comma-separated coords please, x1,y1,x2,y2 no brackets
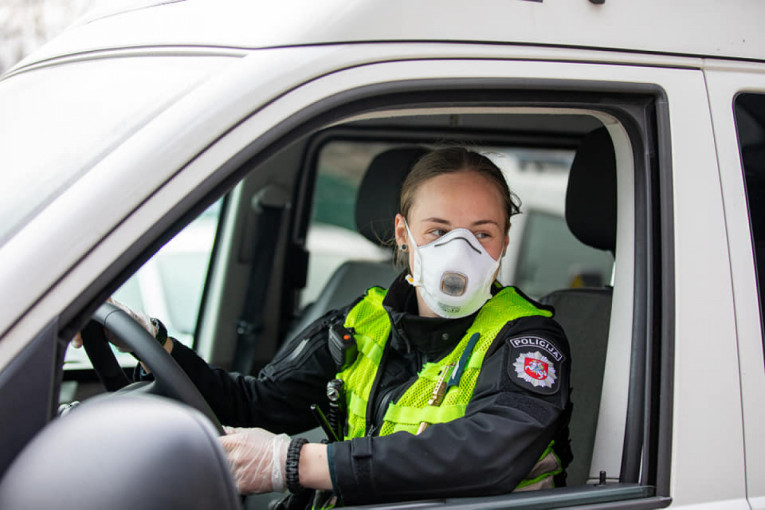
513,351,557,389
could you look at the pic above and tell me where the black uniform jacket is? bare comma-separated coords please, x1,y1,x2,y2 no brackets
162,272,572,504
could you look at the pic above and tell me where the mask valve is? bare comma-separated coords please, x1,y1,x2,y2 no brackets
405,222,501,318
441,272,467,296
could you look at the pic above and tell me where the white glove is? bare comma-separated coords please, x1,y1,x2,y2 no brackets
105,297,157,351
69,298,157,351
220,426,290,494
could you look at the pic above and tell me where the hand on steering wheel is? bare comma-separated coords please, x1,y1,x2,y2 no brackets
77,302,224,434
72,299,158,352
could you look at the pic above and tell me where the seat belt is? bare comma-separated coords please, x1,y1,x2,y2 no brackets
232,185,289,374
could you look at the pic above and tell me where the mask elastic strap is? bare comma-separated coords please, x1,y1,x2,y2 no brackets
403,219,417,247
403,220,421,287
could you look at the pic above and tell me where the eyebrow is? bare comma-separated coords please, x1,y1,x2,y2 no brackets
422,217,501,228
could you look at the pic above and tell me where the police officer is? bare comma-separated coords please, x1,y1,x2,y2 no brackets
111,148,573,505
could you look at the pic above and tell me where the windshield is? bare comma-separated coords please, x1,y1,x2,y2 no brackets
0,55,231,246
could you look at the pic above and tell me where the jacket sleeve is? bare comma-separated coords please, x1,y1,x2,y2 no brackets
330,316,571,504
158,310,343,433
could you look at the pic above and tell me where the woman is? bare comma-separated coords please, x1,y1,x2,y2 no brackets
93,148,572,505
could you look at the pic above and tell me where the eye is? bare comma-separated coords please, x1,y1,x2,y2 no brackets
430,228,448,238
474,231,491,240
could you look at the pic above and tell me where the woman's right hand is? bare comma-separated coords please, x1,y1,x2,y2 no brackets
220,427,291,494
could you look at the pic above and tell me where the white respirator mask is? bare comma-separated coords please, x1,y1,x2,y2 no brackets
405,222,502,319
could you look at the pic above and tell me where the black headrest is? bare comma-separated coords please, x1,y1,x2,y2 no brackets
566,127,617,252
0,395,239,510
355,147,428,246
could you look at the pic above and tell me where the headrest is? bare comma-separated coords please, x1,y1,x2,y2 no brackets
566,127,617,252
0,395,239,510
355,147,428,246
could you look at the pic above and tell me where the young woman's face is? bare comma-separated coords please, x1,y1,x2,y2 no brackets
394,170,510,265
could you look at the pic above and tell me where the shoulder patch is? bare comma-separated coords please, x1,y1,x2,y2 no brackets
507,336,564,395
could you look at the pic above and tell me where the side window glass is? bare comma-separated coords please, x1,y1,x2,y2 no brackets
734,93,765,345
494,149,614,298
303,142,396,307
513,210,614,297
63,200,223,369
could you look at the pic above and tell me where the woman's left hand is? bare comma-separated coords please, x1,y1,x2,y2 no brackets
220,426,290,494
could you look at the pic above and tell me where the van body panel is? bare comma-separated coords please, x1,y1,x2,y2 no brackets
666,72,746,505
705,68,765,507
10,0,764,73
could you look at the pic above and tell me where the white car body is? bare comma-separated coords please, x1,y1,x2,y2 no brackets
0,1,764,508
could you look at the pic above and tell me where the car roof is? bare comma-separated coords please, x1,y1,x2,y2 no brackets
10,0,765,72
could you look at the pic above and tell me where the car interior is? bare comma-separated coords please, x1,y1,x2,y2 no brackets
1,88,669,508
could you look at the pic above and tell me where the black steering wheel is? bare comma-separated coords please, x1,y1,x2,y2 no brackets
81,302,224,434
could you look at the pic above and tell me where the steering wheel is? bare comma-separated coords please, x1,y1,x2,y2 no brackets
81,302,224,434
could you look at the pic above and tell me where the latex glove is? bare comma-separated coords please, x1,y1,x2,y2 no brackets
69,298,157,352
220,426,290,494
105,297,157,352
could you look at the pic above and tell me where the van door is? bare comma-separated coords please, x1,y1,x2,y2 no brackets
705,65,765,510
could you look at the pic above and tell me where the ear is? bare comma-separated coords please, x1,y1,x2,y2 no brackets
394,214,408,248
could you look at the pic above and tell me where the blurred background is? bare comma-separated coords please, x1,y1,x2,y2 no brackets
0,0,101,74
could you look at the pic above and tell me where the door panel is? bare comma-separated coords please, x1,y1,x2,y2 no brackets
0,319,59,479
706,66,765,509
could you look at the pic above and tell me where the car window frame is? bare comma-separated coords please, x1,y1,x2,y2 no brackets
278,81,671,504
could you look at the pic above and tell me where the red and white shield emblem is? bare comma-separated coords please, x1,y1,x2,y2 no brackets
513,351,557,389
524,357,548,380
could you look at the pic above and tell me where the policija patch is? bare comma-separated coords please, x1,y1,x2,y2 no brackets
507,336,565,395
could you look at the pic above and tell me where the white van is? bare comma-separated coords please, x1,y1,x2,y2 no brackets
0,1,763,508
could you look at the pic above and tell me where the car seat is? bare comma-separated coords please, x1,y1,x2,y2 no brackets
291,146,428,334
540,127,617,486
